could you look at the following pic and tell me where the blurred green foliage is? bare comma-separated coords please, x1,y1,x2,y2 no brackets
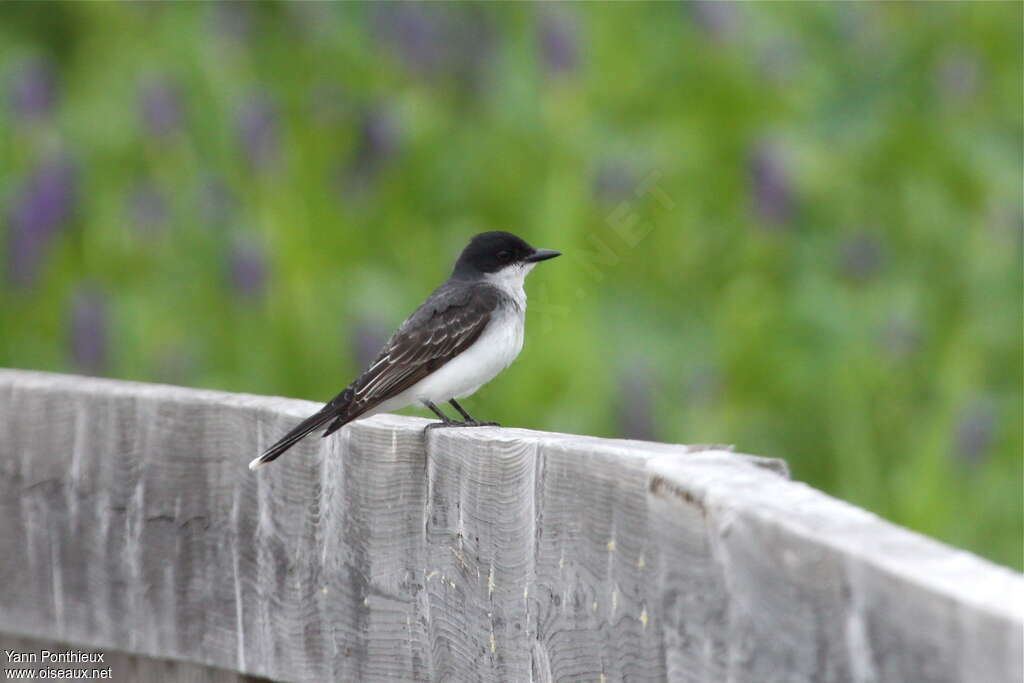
1,2,1021,569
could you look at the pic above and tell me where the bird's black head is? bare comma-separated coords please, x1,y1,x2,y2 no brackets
451,231,561,279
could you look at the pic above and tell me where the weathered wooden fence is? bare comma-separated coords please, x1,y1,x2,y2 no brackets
0,369,1021,682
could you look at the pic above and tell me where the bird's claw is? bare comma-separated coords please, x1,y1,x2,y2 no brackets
424,419,500,433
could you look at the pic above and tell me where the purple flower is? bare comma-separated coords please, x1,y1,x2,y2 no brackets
988,203,1024,243
227,238,268,300
154,346,197,385
837,233,885,283
689,1,741,41
935,50,981,103
6,156,78,287
953,399,997,466
758,41,800,84
350,317,391,370
128,181,168,232
347,106,399,186
592,162,638,205
749,142,794,227
1007,208,1023,244
308,82,349,126
447,11,497,90
68,287,108,376
372,5,495,86
373,3,446,75
287,1,336,40
616,364,656,441
199,177,235,228
538,10,578,75
684,365,723,406
877,315,922,359
139,77,183,138
10,57,56,121
211,1,252,42
237,94,280,171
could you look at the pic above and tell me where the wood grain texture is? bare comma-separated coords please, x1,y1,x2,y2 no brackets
0,369,1020,683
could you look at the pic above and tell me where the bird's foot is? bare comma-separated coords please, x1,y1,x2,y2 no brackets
424,419,500,432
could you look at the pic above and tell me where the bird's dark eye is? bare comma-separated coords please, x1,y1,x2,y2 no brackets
496,250,512,263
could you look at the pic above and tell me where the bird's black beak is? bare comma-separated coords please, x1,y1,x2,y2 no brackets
525,248,561,263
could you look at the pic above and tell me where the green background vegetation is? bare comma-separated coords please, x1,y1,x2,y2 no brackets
2,2,1021,569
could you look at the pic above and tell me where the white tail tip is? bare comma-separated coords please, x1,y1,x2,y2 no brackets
248,456,266,471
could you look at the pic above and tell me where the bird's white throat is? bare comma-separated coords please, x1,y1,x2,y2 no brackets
483,262,535,309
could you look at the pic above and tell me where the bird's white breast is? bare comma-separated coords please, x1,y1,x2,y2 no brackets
372,265,531,413
412,301,524,402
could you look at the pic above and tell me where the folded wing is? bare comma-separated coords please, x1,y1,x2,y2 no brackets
320,282,501,436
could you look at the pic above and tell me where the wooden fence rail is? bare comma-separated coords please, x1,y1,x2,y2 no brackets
0,369,1021,682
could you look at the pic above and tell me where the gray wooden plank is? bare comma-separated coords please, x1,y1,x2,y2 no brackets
1,633,265,683
0,369,1020,683
646,453,1023,683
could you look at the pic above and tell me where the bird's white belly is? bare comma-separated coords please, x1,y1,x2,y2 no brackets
416,307,524,402
371,306,525,415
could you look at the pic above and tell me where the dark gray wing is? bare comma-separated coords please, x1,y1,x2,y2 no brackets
320,281,501,435
251,281,500,468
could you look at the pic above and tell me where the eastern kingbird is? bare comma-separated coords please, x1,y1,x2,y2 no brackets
249,231,560,470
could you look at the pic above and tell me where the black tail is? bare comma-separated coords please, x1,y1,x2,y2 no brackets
249,388,355,470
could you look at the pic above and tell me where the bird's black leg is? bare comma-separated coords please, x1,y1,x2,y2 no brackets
425,400,450,421
448,398,474,421
423,399,500,431
449,399,500,427
421,401,477,432
424,400,464,431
